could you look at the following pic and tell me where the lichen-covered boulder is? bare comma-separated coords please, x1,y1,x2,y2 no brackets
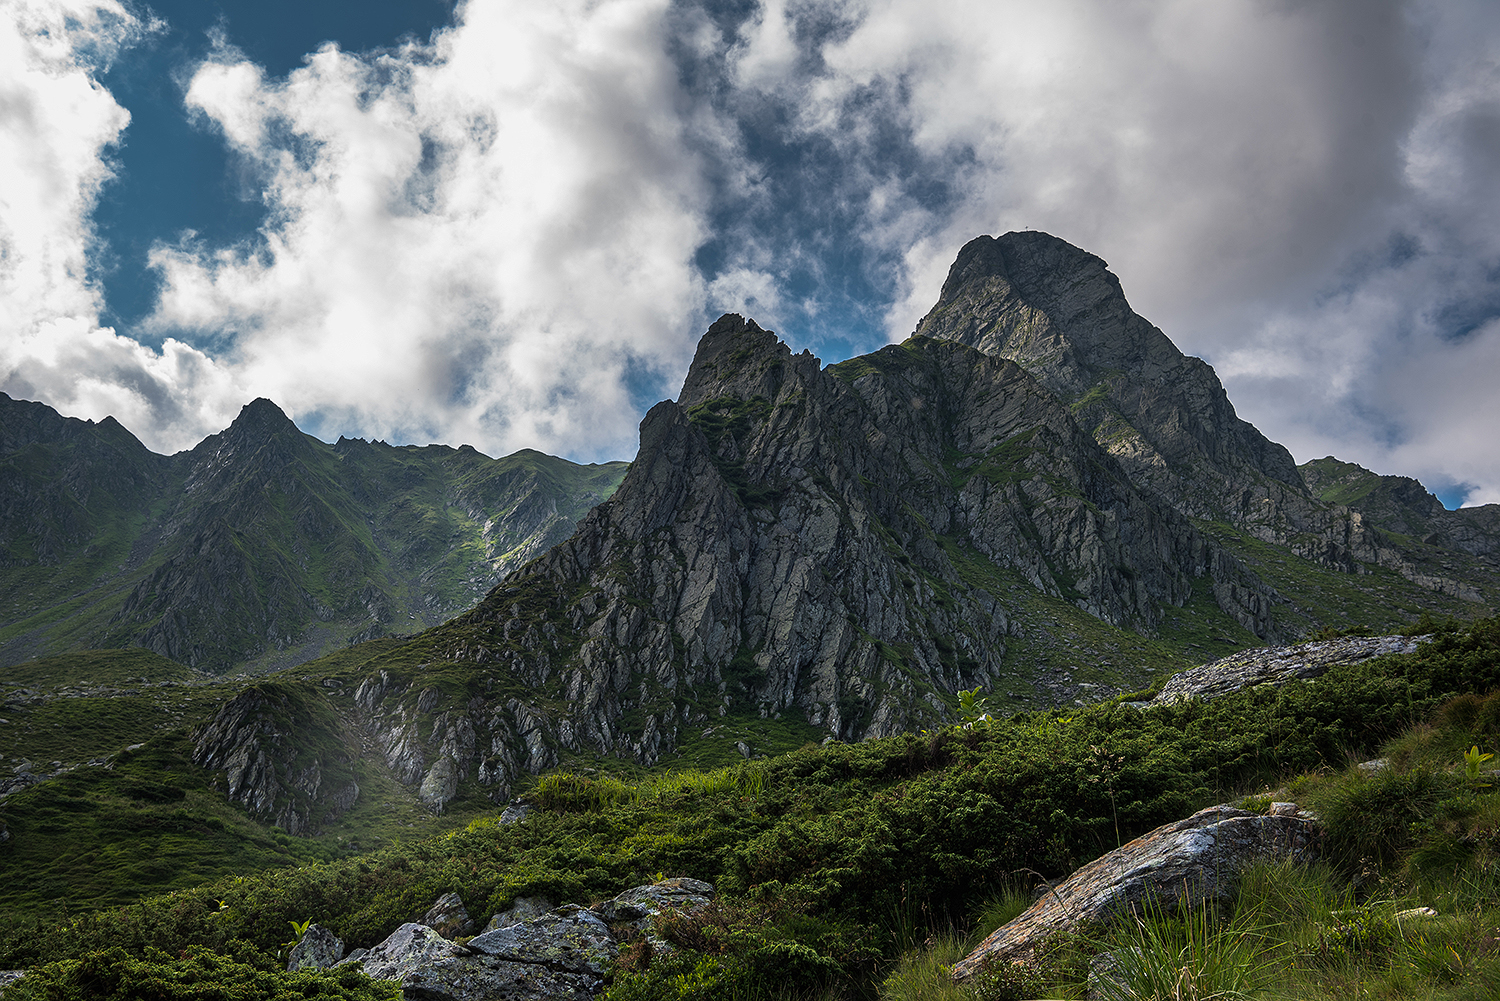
386,954,601,1001
286,923,344,971
358,923,464,983
1145,635,1424,707
952,805,1320,980
423,891,476,939
467,905,616,976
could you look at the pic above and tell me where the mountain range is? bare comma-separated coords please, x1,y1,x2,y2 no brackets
3,230,1498,865
0,397,627,673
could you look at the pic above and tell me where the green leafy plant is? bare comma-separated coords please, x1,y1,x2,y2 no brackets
955,687,992,727
1464,744,1494,789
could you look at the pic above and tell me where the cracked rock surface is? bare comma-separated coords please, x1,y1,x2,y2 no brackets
951,805,1320,979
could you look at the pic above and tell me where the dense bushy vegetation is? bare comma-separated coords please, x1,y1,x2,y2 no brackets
3,617,1498,999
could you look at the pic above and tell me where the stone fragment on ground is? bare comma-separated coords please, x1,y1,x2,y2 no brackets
1145,635,1425,707
951,805,1321,980
423,891,476,939
592,877,714,924
286,923,344,971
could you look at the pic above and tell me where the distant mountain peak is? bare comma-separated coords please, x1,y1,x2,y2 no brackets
228,398,298,437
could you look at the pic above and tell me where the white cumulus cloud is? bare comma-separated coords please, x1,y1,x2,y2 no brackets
146,0,713,460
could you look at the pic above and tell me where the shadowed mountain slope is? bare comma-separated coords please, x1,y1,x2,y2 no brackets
0,394,628,673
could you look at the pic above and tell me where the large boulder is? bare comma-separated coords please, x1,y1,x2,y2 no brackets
286,923,344,971
358,923,464,983
951,804,1320,980
354,878,714,1000
423,891,476,939
592,877,714,925
483,896,554,933
467,905,616,976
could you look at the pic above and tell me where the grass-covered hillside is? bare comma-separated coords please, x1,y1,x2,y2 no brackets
3,617,1499,999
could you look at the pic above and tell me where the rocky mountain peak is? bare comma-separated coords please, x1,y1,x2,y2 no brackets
677,313,821,409
917,231,1305,519
221,397,300,444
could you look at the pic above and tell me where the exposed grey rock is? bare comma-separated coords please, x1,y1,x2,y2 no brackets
286,923,344,971
499,800,533,825
359,923,464,983
467,905,616,976
419,756,460,812
393,954,600,1001
1146,634,1426,707
422,892,476,939
0,971,24,990
433,314,1277,767
952,804,1320,979
191,684,360,835
592,877,715,924
915,232,1304,522
916,233,1500,607
484,897,554,932
354,881,714,1000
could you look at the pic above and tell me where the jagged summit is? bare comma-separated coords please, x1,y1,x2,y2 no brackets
677,314,821,409
917,231,1304,520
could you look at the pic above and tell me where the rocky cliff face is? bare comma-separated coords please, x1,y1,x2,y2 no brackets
0,395,628,673
349,315,1278,792
914,233,1499,609
192,682,362,836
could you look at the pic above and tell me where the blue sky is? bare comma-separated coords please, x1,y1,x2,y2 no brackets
3,1,1499,508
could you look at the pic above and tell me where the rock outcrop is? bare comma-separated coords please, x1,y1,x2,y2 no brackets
287,924,345,972
339,878,714,1000
914,233,1305,522
914,233,1499,612
951,804,1321,979
191,682,361,835
1145,633,1428,707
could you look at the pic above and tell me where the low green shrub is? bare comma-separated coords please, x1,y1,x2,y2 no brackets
2,946,400,1001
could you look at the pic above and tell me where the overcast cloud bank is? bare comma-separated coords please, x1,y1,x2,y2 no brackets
1,0,1497,504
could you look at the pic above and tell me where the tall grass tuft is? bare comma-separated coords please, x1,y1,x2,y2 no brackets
1091,896,1272,1001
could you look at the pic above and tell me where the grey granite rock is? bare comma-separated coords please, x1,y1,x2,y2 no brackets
286,923,344,971
422,891,476,939
1146,634,1426,707
467,904,616,976
952,804,1320,979
592,877,715,924
359,923,464,983
483,896,554,932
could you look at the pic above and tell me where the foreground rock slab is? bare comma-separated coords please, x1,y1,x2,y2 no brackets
951,805,1320,980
